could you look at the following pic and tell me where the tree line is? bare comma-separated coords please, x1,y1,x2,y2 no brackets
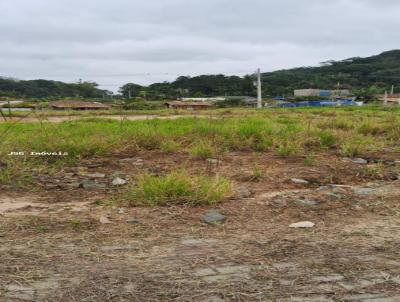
0,78,107,99
1,50,399,100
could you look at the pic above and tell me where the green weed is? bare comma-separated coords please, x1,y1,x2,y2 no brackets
127,172,232,206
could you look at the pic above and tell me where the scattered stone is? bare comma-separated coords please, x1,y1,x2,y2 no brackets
291,178,309,185
126,218,141,224
63,182,81,190
236,187,252,198
202,274,248,282
86,172,106,178
63,172,76,178
313,274,345,282
315,186,330,192
111,171,127,178
202,210,226,224
351,158,368,164
118,208,125,214
44,184,60,190
119,158,137,162
181,237,218,245
295,199,319,206
87,163,102,168
120,158,144,165
206,158,220,164
342,293,393,301
193,268,217,277
112,177,128,186
80,180,106,189
353,187,376,196
100,244,138,251
289,221,315,228
99,216,112,224
332,187,347,194
215,265,250,275
272,198,287,206
325,193,341,201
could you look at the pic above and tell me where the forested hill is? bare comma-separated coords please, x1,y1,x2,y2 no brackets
119,50,400,99
1,50,399,99
261,50,400,96
0,78,106,99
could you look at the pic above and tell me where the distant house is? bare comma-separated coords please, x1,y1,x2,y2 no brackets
49,101,111,110
181,97,225,102
294,89,350,98
377,94,400,104
164,101,212,110
0,100,24,107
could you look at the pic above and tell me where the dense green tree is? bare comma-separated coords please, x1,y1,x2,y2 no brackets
119,83,142,99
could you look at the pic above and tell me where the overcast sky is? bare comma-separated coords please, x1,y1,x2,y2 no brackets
1,0,399,91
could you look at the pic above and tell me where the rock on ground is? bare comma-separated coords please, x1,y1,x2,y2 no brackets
202,210,226,224
291,178,309,185
289,221,315,228
295,199,319,206
112,177,128,186
236,187,252,199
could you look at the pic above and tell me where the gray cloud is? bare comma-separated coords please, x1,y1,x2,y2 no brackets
1,0,399,91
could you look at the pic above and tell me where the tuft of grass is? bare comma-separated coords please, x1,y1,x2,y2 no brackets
319,131,337,148
357,122,383,136
70,219,82,230
251,137,273,152
304,153,316,166
340,136,372,157
127,172,232,206
160,140,181,153
36,225,48,233
189,141,216,159
277,140,300,157
250,165,264,181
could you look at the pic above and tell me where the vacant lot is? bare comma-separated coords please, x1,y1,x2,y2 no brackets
1,107,400,301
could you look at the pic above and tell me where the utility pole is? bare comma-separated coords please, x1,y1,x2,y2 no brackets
257,68,262,109
7,97,11,118
336,82,341,106
384,90,388,106
391,85,394,95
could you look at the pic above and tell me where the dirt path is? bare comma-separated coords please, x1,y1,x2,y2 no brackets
1,181,400,301
0,114,208,123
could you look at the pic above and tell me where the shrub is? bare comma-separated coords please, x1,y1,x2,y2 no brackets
127,172,232,206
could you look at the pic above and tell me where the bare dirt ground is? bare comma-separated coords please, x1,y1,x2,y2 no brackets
1,151,400,302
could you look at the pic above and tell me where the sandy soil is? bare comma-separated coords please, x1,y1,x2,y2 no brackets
1,151,400,301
